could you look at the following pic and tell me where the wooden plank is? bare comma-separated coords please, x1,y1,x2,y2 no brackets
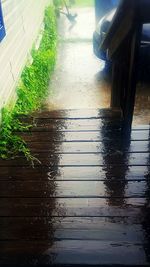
101,0,135,57
31,108,121,119
140,0,150,23
22,119,150,132
0,197,145,217
0,165,148,181
0,216,144,230
132,125,150,131
0,152,149,167
19,117,150,132
27,141,150,153
0,217,145,242
27,152,150,167
20,131,150,142
111,61,122,108
0,181,147,198
122,24,142,132
0,240,147,266
108,10,135,60
22,118,123,132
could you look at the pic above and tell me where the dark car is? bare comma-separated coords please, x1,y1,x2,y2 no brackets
93,8,150,64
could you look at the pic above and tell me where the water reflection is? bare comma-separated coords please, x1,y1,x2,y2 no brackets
100,118,150,262
0,111,69,265
142,129,150,262
100,117,130,206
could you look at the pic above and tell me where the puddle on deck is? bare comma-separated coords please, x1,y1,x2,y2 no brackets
46,7,149,126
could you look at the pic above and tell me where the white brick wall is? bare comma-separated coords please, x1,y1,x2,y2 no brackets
0,0,51,111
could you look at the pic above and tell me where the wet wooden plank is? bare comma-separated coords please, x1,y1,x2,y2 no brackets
19,130,150,142
27,141,150,153
0,217,145,242
0,216,144,230
132,125,150,130
0,240,147,266
0,181,148,198
31,108,122,119
0,197,145,217
20,110,150,134
49,153,150,166
25,118,123,132
0,166,148,181
0,152,149,167
21,117,150,132
0,109,149,267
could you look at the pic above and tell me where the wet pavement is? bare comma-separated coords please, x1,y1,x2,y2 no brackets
46,7,111,110
46,7,150,125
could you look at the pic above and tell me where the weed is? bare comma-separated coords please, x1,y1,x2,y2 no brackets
0,6,57,163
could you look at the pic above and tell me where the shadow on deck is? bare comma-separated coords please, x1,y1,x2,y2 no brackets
0,108,150,266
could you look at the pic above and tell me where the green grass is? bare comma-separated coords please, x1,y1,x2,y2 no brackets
0,6,57,163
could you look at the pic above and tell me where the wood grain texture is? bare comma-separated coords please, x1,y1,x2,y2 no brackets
0,240,148,266
19,130,150,142
0,180,148,198
0,166,149,181
0,152,149,166
0,197,145,217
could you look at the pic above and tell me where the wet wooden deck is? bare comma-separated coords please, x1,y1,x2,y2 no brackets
0,109,150,266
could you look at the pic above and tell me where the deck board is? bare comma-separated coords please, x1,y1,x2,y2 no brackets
0,197,145,217
0,152,149,167
0,166,149,181
18,130,150,141
0,109,149,266
0,240,148,266
0,217,145,241
0,180,148,198
27,140,150,153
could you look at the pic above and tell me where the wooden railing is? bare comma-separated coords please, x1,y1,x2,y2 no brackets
100,0,150,132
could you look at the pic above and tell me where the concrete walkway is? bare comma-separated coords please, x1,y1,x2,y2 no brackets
46,7,111,110
46,7,150,125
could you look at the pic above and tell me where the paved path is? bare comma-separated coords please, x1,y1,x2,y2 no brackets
46,7,111,110
46,7,150,125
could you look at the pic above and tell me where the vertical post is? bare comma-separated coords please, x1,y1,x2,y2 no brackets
111,60,122,108
122,24,142,133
